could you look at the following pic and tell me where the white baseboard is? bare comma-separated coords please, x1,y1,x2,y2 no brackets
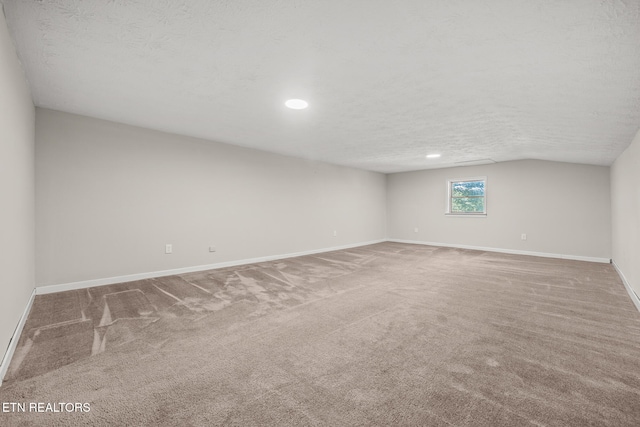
387,239,611,264
36,238,611,295
612,260,640,312
0,289,36,385
36,239,386,295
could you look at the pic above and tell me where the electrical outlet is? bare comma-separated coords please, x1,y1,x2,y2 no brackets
209,246,216,252
165,244,172,254
414,227,419,233
333,230,337,237
521,234,527,241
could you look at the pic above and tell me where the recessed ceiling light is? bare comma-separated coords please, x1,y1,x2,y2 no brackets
285,99,308,109
426,154,441,159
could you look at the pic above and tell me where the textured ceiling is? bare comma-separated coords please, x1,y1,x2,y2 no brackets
3,0,640,173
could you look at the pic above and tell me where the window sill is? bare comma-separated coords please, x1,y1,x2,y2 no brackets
445,213,487,218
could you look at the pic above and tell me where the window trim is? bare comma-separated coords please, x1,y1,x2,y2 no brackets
445,176,487,216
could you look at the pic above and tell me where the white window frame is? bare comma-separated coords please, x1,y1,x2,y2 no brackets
445,176,487,217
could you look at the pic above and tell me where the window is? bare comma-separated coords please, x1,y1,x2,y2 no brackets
446,177,486,215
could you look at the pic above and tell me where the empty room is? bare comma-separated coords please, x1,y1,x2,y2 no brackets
1,1,640,426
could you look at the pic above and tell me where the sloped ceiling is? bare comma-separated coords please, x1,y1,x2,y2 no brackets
3,0,640,173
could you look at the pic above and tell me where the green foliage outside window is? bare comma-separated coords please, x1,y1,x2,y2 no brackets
450,180,485,213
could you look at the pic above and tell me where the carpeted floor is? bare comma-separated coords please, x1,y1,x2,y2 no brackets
1,242,639,426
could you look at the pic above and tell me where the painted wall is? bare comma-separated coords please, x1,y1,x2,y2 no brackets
35,109,386,286
0,11,35,357
387,160,611,260
611,128,640,296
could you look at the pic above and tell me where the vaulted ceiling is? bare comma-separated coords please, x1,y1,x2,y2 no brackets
3,0,640,173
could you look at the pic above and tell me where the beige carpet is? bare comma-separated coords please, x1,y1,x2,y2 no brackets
1,242,639,426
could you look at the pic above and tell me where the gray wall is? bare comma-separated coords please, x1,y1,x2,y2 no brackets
0,11,35,356
387,160,611,260
35,109,387,286
611,129,640,296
